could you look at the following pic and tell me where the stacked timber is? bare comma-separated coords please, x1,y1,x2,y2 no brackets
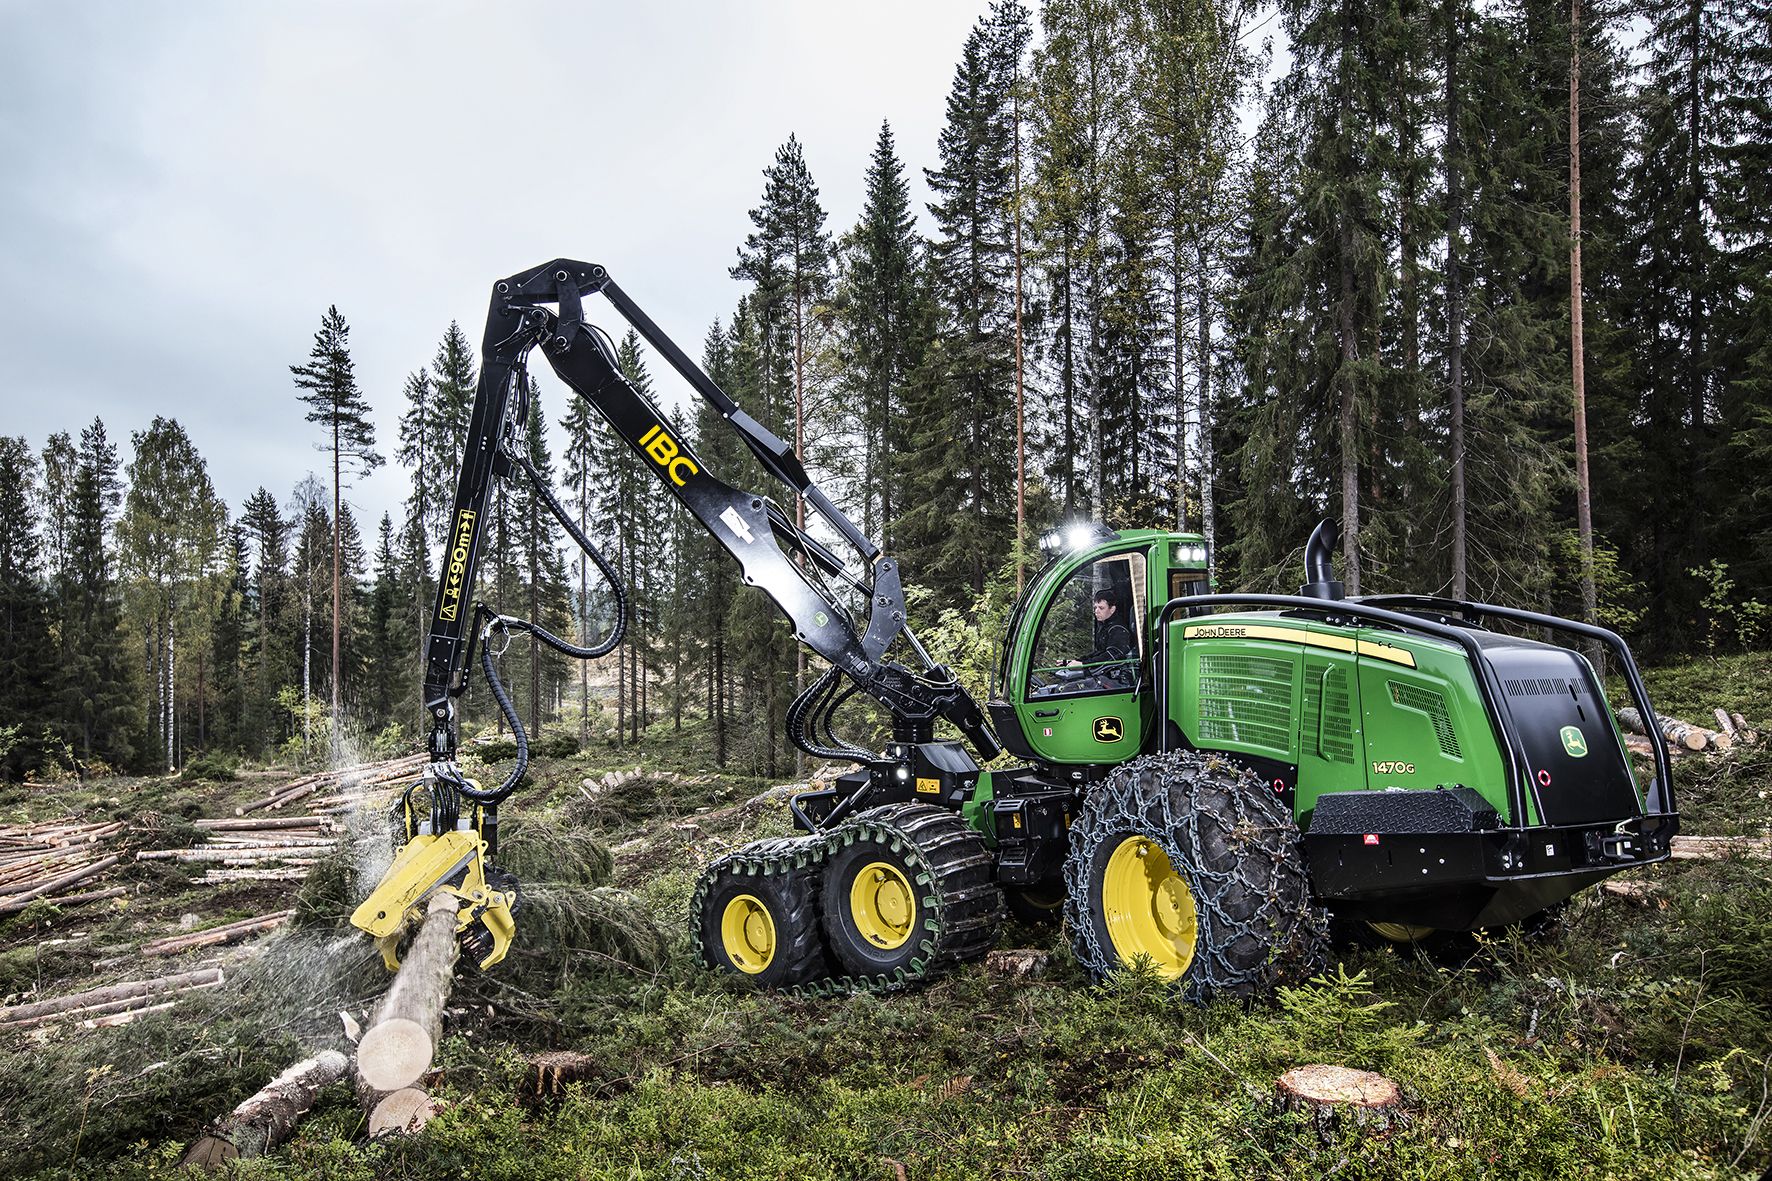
0,817,127,915
138,814,340,883
235,752,425,816
1616,706,1759,757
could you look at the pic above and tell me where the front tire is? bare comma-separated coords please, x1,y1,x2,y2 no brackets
1065,752,1326,1001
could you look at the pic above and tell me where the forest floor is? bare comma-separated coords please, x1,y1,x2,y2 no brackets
1,653,1770,1179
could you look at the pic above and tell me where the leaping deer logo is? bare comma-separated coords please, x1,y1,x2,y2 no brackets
1094,716,1124,743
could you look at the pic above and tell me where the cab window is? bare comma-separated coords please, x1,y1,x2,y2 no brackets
1026,551,1147,699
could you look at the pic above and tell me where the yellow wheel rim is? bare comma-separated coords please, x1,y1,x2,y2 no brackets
720,894,776,974
849,861,917,950
1366,921,1437,944
1102,836,1198,979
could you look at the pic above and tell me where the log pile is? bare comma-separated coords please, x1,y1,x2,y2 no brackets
236,752,425,817
1616,706,1759,759
137,815,340,883
0,817,128,915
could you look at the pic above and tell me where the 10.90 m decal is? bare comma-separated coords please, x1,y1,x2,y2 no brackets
439,509,476,621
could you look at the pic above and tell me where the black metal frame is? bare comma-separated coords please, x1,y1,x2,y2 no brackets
1152,592,1677,827
420,260,998,816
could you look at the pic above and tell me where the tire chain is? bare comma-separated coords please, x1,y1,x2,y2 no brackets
689,802,1002,997
1064,751,1328,1001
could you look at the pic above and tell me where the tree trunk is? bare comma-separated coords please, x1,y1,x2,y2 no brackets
1570,0,1599,667
181,1050,349,1170
1197,239,1216,571
356,893,460,1092
1447,0,1468,600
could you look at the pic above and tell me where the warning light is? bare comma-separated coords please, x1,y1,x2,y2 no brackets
1363,834,1381,846
1537,769,1553,788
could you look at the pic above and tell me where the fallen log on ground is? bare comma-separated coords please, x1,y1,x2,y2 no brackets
194,816,333,833
197,868,312,883
0,854,122,914
141,910,294,957
1670,835,1772,861
0,967,224,1026
1616,707,1729,752
356,893,460,1092
180,1050,350,1170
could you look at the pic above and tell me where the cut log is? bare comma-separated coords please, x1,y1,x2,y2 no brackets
180,1049,350,1170
1617,707,1709,751
1671,835,1772,861
7,979,225,1029
0,968,224,1025
195,816,331,832
197,868,312,883
368,1086,442,1138
356,893,460,1092
1277,1064,1404,1140
1601,879,1662,906
141,910,294,957
138,845,327,862
41,885,127,908
0,854,121,914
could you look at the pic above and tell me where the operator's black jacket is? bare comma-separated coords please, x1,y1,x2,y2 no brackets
1084,615,1133,666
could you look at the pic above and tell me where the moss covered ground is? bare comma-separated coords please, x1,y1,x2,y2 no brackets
1,655,1769,1179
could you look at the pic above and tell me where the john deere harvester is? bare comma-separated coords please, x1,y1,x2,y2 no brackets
354,260,1678,1002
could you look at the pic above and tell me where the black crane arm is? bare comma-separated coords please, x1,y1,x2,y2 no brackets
421,260,999,791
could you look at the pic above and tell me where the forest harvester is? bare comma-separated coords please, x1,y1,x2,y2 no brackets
351,259,1678,999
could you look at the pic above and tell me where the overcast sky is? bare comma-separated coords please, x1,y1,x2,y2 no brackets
0,1,1001,538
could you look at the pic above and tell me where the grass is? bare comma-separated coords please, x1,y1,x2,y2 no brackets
3,663,1770,1178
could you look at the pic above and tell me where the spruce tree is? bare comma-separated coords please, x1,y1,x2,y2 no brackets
0,437,56,779
841,121,925,549
60,419,134,771
118,418,226,772
239,486,292,754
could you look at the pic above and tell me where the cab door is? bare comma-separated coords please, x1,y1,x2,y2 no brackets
1015,547,1150,765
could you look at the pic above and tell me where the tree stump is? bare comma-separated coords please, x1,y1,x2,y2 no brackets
180,1050,350,1169
1276,1064,1404,1140
356,893,460,1092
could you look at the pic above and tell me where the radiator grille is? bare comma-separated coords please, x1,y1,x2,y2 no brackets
1389,681,1463,760
1198,654,1294,755
1321,667,1356,763
1503,677,1580,698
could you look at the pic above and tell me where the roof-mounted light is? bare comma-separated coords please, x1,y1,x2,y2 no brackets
1038,521,1119,560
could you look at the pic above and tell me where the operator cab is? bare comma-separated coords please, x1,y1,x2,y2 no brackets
991,529,1210,770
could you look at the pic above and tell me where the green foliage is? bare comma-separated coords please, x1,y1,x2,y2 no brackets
1689,561,1770,652
176,749,237,782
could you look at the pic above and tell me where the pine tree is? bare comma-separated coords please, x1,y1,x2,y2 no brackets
290,305,382,753
366,513,405,730
397,366,446,545
289,478,331,756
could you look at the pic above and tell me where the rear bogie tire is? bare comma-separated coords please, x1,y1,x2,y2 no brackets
821,804,1002,984
1065,752,1326,1001
693,858,825,989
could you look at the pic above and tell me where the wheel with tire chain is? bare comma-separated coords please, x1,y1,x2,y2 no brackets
692,839,827,989
821,803,1003,985
1065,751,1327,1001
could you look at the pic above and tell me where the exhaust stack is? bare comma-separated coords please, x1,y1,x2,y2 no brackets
1299,519,1345,601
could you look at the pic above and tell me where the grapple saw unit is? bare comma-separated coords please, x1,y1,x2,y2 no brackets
355,259,1678,1002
